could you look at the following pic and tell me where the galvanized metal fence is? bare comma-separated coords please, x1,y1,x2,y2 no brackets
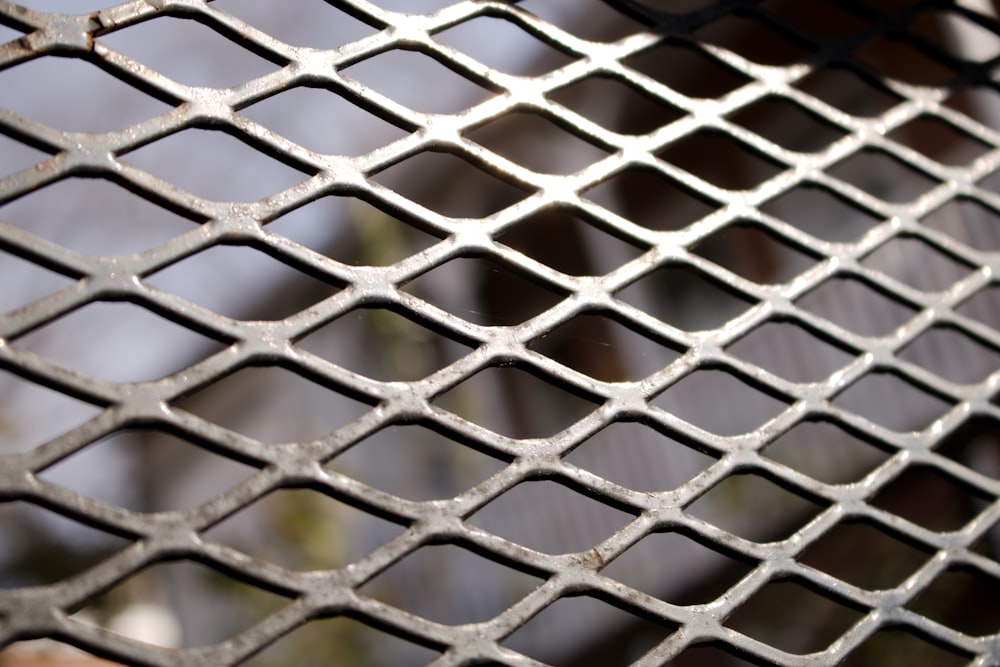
0,0,998,665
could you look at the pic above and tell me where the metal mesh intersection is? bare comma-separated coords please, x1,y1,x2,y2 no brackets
0,0,999,665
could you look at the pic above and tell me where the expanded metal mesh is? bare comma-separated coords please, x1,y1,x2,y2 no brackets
0,0,999,665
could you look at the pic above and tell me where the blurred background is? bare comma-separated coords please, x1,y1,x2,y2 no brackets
0,0,999,665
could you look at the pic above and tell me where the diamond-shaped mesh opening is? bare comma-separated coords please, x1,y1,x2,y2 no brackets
616,264,758,331
371,150,531,218
763,420,889,485
603,530,755,605
240,86,409,156
828,149,940,203
241,615,440,667
685,472,824,543
547,75,686,135
795,277,917,337
870,464,990,532
359,543,541,625
971,520,999,560
38,429,258,513
908,8,1000,62
619,0,719,14
501,594,674,667
657,129,786,191
798,520,930,590
100,16,285,89
0,131,53,178
70,559,289,648
760,182,882,242
976,165,1000,193
376,0,467,14
298,307,472,381
214,0,377,48
907,565,1000,636
888,114,991,166
0,58,172,133
692,223,818,285
266,196,441,266
466,109,610,175
0,501,131,588
728,95,847,153
174,365,374,443
944,83,1000,132
0,251,75,313
0,178,197,256
838,627,970,667
122,129,312,202
203,488,402,571
0,369,103,454
724,579,864,654
861,236,972,292
653,370,788,437
834,372,954,432
469,479,634,554
565,421,715,491
666,643,758,666
854,34,957,87
0,640,127,666
12,301,225,383
497,206,646,276
899,326,1000,385
343,48,492,114
0,21,23,40
958,284,1000,328
583,166,719,231
4,2,1000,665
147,244,342,321
328,424,505,501
434,15,576,77
435,364,600,439
695,13,816,65
624,40,752,99
761,0,868,39
921,197,1000,251
517,0,646,42
403,255,566,326
727,320,856,383
934,417,1000,480
529,311,683,382
17,0,120,8
795,64,902,118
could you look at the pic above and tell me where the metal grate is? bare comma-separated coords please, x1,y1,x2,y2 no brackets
0,0,999,665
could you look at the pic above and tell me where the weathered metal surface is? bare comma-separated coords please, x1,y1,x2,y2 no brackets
0,0,998,665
